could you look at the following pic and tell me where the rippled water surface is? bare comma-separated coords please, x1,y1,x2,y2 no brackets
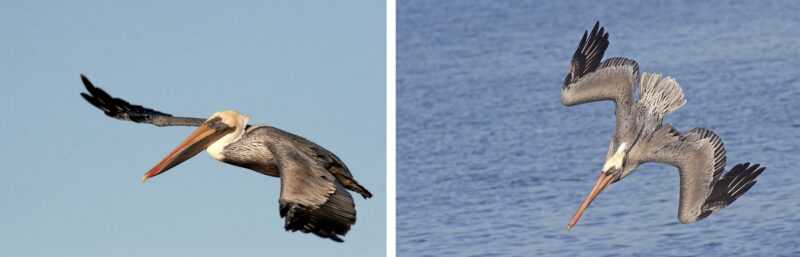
397,1,800,256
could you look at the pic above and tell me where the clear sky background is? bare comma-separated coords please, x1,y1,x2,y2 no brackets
0,1,385,256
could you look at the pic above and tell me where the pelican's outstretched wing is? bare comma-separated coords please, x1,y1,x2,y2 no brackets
561,22,640,128
80,74,205,127
263,128,357,242
632,127,764,223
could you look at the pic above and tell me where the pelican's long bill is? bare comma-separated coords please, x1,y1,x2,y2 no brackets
568,171,617,229
141,118,233,182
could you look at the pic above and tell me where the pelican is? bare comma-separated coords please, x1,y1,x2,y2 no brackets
79,75,372,242
561,22,765,229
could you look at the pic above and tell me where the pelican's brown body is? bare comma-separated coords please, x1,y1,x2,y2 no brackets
219,124,372,197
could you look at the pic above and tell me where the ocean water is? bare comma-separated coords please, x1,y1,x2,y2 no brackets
397,1,800,256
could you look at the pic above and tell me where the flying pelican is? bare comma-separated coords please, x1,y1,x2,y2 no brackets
79,75,372,242
561,22,765,229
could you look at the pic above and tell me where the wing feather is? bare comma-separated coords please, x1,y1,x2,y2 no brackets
561,23,639,129
80,74,205,127
268,127,373,199
563,21,609,88
631,127,763,223
267,135,357,242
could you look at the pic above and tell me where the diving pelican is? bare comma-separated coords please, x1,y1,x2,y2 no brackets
561,22,765,229
79,75,372,242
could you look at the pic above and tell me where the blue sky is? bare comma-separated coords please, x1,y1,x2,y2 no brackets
0,1,385,256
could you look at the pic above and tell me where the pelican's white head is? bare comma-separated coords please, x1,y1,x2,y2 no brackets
602,142,628,174
205,110,250,160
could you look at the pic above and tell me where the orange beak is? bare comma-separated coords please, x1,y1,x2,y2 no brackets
141,122,231,182
567,171,617,229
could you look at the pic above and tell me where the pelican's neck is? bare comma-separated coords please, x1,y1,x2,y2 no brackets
603,142,628,172
206,115,249,160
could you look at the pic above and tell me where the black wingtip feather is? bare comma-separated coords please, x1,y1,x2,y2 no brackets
80,74,92,88
79,74,204,126
578,30,588,49
565,23,608,88
80,92,110,113
567,22,611,82
79,74,180,122
700,162,765,218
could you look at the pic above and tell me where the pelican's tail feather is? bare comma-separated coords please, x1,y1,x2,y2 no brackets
697,162,765,220
639,72,686,118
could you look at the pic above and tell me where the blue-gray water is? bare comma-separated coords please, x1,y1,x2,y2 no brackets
397,1,800,256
